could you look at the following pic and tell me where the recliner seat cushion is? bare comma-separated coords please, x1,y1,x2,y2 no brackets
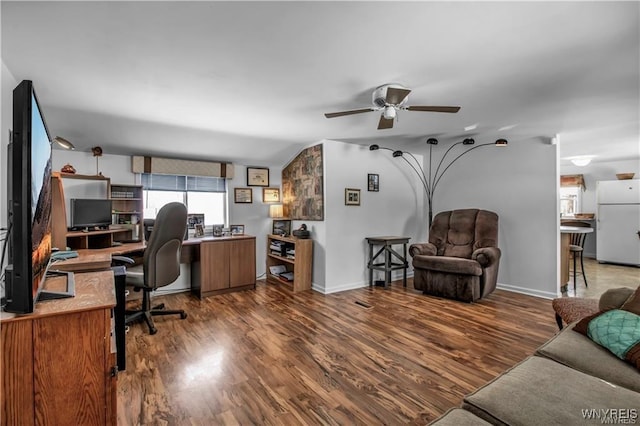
413,255,482,276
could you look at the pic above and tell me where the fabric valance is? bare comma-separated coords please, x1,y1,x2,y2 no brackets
132,156,234,178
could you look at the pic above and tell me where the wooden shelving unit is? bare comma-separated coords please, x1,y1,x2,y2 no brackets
266,234,313,292
109,184,144,242
51,174,144,249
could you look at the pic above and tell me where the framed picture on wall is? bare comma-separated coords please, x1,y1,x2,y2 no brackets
234,188,253,203
368,174,379,192
247,167,270,187
262,187,280,203
345,188,360,206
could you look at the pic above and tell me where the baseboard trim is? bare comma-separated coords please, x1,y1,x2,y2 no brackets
314,281,367,294
496,283,557,300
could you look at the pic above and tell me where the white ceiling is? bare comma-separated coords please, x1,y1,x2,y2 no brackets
2,1,639,167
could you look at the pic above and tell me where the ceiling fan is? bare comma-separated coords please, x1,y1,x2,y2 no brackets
324,83,460,130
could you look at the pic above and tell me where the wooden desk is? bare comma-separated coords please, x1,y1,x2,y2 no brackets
1,271,117,425
55,235,257,298
560,226,594,287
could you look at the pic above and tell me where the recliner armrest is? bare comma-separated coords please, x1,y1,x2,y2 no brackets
472,247,501,268
409,243,437,257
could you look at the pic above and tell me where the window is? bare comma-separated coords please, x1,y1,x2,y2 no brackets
141,174,227,226
560,186,581,216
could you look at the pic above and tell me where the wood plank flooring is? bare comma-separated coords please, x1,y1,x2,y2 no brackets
117,281,558,425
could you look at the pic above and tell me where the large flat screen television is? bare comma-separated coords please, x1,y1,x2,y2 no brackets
4,80,73,314
69,198,113,230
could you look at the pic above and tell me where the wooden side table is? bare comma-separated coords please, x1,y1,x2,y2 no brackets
366,236,411,288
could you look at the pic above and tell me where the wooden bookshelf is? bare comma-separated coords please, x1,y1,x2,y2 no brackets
109,184,144,242
266,234,313,292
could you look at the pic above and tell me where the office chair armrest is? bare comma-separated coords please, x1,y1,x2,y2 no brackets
112,255,135,265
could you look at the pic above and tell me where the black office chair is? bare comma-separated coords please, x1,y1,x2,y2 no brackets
563,220,591,291
114,202,188,334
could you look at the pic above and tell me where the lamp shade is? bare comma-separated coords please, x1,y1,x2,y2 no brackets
52,136,75,150
269,204,284,218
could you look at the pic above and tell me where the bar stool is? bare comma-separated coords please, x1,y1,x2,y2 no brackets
562,220,591,291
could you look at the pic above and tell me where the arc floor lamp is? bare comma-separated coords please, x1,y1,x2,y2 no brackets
370,137,508,227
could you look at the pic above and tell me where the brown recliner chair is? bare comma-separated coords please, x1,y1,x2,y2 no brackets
410,209,501,302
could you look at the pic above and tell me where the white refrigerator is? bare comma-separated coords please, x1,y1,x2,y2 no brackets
596,179,640,266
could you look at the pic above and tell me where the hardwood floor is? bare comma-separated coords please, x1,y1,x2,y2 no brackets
117,281,557,425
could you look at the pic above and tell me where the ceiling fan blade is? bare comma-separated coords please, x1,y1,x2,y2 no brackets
377,115,394,130
386,87,411,105
324,108,375,118
406,106,461,113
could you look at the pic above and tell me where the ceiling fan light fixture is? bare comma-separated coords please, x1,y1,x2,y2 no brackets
383,106,396,120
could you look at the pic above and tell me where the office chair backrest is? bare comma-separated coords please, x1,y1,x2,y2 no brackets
143,218,155,242
143,202,188,289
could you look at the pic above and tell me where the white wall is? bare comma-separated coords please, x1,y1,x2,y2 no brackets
227,164,282,278
321,140,427,293
561,158,640,257
420,138,559,299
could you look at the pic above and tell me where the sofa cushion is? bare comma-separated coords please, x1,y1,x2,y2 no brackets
462,356,640,426
621,285,640,315
600,286,637,311
428,408,491,425
412,255,482,276
536,323,640,392
573,309,640,371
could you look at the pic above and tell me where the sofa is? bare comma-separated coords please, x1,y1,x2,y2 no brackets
430,287,640,425
410,209,500,302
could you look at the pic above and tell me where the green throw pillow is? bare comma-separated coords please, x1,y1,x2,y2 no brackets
586,310,640,360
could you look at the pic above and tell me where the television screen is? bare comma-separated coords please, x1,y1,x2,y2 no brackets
69,199,113,230
4,80,53,313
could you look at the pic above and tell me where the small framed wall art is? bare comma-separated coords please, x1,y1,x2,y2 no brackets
367,174,379,192
234,187,253,203
262,187,280,203
247,167,270,187
345,188,361,206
